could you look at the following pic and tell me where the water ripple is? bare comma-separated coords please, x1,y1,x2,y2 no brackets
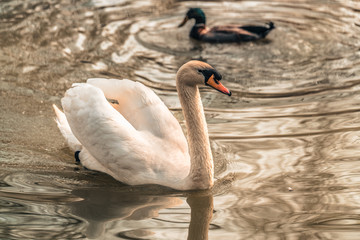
1,0,360,239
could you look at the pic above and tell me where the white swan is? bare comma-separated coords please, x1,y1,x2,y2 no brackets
53,60,231,190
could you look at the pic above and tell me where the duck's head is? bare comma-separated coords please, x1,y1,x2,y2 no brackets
176,60,231,96
178,8,206,27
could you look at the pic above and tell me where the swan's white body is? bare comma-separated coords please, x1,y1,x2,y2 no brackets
53,61,230,190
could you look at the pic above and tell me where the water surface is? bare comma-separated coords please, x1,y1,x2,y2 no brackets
1,0,360,239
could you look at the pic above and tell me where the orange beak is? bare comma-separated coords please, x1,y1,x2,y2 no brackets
206,74,231,96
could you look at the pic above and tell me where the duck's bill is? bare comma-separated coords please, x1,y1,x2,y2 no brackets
178,16,189,27
206,75,232,96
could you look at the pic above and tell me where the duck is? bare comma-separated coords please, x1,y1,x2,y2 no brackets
53,60,231,191
178,8,275,43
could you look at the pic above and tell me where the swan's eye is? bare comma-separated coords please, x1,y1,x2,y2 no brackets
199,69,215,82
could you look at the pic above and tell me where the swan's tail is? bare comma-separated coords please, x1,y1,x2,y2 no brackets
53,104,82,152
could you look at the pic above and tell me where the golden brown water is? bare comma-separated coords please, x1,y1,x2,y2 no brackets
1,0,360,239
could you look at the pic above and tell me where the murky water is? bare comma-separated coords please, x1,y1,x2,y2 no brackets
1,0,360,239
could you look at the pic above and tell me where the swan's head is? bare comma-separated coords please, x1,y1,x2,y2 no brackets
176,60,231,96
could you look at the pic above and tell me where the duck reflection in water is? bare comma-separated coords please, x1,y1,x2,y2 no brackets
70,187,214,240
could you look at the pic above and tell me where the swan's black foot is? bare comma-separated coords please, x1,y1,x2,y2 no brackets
74,151,81,165
74,151,90,170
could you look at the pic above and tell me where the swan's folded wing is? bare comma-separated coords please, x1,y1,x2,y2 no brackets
61,83,189,185
61,84,146,169
87,78,188,150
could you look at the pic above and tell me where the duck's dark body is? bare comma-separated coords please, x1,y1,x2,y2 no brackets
179,8,275,43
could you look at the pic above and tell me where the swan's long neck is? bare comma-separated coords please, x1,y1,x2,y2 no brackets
177,81,214,189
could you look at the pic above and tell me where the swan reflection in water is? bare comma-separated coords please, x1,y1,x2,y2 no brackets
70,187,214,239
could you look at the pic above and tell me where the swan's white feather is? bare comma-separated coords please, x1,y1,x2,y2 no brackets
86,78,185,142
53,104,82,152
59,79,190,188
